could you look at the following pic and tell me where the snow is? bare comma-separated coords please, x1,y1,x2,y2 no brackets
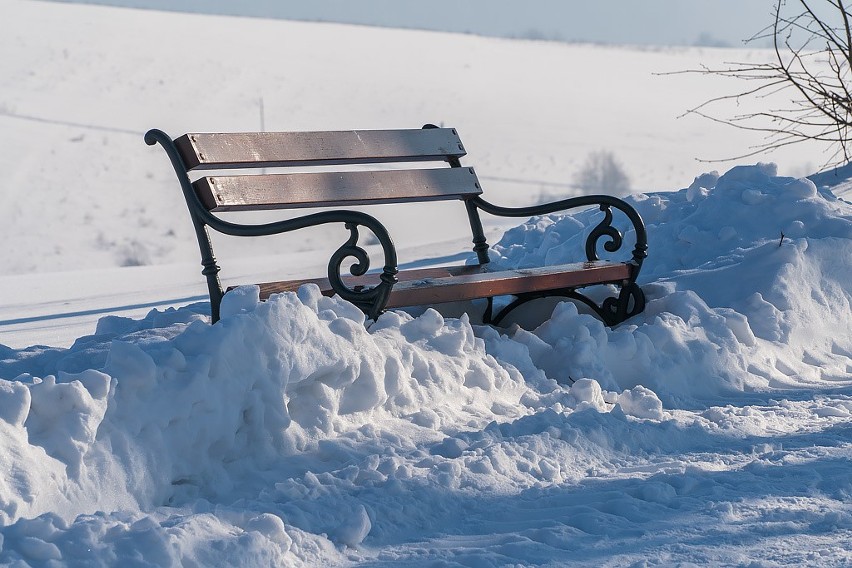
2,161,851,567
1,0,852,566
0,0,835,279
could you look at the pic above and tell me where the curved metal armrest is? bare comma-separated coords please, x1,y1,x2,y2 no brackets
215,210,400,314
469,194,648,269
204,208,400,321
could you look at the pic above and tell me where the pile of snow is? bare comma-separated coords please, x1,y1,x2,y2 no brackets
1,164,851,565
491,163,852,402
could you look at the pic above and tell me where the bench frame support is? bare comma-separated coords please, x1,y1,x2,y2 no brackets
147,125,647,327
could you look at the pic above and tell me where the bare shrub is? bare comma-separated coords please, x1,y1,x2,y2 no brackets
683,0,852,167
118,240,151,267
574,150,632,195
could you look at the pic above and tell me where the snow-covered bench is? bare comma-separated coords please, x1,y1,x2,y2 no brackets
145,126,648,325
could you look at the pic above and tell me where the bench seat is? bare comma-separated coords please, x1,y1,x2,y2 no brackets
146,124,648,326
253,261,632,323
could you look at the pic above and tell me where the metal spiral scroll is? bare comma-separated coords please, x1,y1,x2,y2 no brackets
585,205,624,262
600,282,646,325
468,193,648,326
328,223,398,320
469,194,647,268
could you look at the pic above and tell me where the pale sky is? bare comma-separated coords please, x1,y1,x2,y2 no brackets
49,0,778,47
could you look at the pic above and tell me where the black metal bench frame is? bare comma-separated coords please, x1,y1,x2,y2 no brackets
145,125,648,326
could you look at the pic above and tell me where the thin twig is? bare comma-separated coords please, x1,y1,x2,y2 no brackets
677,0,852,169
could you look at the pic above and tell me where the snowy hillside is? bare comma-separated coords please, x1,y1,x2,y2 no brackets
1,0,852,566
0,0,832,278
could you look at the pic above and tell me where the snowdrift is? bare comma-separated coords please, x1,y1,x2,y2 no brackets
1,164,851,565
490,163,852,402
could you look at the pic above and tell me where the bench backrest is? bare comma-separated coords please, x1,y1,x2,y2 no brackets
174,128,483,212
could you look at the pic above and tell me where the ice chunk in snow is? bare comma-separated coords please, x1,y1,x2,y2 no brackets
616,386,664,420
245,513,292,548
333,504,372,547
570,379,608,412
220,285,261,319
0,381,31,427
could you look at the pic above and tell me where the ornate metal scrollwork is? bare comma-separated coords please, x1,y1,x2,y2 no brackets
328,223,398,320
468,194,647,268
485,283,646,327
600,282,646,326
585,205,624,262
468,193,648,326
330,223,370,280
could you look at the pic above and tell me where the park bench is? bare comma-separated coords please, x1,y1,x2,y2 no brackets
145,125,648,326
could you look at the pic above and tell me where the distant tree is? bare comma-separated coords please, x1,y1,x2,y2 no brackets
685,0,852,166
693,32,731,48
575,150,632,195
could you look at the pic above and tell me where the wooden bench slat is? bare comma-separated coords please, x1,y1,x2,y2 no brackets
254,261,633,308
386,262,632,307
176,129,466,171
194,167,482,211
253,265,483,297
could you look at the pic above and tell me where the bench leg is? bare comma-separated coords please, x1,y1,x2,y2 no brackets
601,282,645,325
485,282,645,327
194,222,224,323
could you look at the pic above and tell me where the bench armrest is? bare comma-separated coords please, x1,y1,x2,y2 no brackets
468,194,648,270
211,210,400,321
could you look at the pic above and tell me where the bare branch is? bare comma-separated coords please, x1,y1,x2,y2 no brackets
680,0,852,168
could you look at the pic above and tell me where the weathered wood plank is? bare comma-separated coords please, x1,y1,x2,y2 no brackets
194,167,482,211
254,265,484,297
175,128,466,171
385,262,631,307
253,262,633,307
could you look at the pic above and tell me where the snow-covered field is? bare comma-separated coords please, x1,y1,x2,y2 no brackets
2,1,852,565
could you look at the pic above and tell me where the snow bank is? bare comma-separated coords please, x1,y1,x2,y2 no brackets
0,284,536,516
0,164,850,565
1,281,574,562
490,163,852,402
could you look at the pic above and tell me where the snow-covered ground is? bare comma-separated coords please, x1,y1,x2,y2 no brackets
2,1,852,566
